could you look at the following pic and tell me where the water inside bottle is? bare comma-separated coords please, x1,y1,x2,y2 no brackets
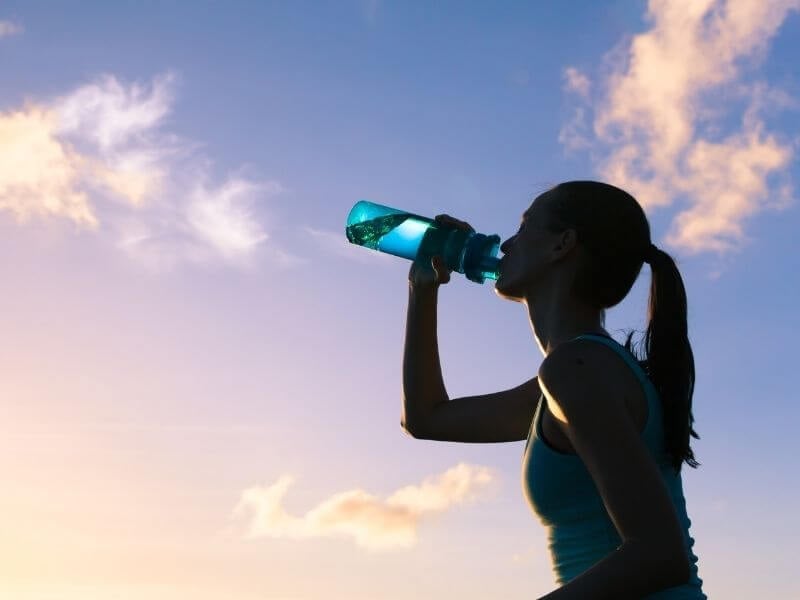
345,213,411,249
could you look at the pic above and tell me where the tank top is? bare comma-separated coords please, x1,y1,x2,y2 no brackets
521,333,706,598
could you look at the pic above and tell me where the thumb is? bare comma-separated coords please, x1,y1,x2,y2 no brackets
432,255,450,284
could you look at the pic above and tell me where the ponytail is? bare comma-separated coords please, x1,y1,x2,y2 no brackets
626,246,700,476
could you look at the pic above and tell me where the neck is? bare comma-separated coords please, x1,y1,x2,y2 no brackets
524,288,608,356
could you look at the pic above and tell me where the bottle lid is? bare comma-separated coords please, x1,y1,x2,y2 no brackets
463,233,501,283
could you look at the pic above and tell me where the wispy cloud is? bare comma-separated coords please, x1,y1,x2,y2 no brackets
0,73,296,271
0,20,22,38
558,104,592,153
232,463,497,552
559,0,799,255
563,66,590,100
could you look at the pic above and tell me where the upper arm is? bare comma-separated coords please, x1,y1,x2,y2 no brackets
538,341,689,574
409,376,541,443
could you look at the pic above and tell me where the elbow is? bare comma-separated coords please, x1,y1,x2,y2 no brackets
400,415,433,439
400,404,428,439
400,420,424,439
400,417,416,438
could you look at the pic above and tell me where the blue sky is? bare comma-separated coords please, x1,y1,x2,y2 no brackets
1,2,799,598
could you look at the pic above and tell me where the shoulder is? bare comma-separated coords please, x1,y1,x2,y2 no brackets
538,337,625,393
538,337,628,421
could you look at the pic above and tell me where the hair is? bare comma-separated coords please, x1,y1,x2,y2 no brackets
542,180,700,476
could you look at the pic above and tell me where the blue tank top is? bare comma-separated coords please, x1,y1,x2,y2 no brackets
521,334,706,598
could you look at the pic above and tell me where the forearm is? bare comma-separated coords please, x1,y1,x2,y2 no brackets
537,541,689,600
401,284,448,434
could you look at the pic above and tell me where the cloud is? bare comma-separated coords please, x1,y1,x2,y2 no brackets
0,73,296,271
56,73,174,153
559,69,593,152
0,20,22,38
186,179,273,258
558,106,592,153
0,106,97,226
559,0,799,255
563,67,590,100
232,463,497,552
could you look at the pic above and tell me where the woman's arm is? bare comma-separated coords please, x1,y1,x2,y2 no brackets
537,541,687,600
536,338,691,599
402,215,471,437
401,250,540,443
401,283,449,436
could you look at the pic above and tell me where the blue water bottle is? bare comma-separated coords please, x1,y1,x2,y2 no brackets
345,200,501,284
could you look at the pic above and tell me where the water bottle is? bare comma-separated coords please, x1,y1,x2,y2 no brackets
345,200,502,284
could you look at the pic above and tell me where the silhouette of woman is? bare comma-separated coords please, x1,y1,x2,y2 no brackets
402,181,706,598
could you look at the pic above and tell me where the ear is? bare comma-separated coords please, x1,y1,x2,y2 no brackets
552,228,579,259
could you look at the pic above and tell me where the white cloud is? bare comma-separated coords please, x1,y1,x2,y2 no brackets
558,107,592,153
187,179,272,258
0,107,97,227
559,68,593,152
0,20,22,38
0,73,297,270
559,0,799,255
232,463,497,552
55,73,174,152
563,67,591,100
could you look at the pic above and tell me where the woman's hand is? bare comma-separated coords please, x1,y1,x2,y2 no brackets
408,214,475,289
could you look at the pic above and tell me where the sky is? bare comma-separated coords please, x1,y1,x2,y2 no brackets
1,1,799,598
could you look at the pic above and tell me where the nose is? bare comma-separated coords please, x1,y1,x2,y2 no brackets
500,235,516,255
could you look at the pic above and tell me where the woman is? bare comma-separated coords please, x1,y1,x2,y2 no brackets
401,181,706,599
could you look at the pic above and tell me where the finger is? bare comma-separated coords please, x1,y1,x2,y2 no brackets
435,214,473,231
432,259,450,284
432,255,450,274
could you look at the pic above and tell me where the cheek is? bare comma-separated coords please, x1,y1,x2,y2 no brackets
499,255,531,286
507,250,547,286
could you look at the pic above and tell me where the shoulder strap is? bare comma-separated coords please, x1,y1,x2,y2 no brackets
571,334,653,392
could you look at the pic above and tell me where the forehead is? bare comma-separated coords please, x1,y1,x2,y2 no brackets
522,191,554,221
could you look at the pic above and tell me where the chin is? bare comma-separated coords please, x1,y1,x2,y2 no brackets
494,277,524,303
